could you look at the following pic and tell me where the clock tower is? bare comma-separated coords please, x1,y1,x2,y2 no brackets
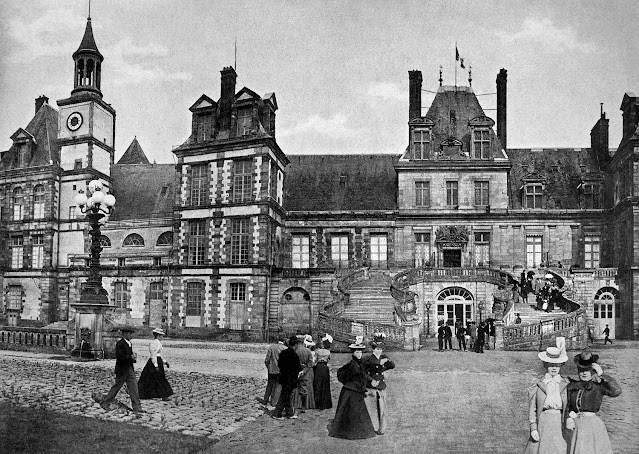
56,15,115,265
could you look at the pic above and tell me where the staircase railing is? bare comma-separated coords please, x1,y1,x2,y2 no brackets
322,267,369,316
317,312,406,347
502,268,586,350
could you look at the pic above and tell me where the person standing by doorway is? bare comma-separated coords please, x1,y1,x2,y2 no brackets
443,323,453,351
437,322,445,352
456,322,467,351
602,324,613,345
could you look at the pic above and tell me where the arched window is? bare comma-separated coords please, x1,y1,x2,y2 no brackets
156,231,173,246
33,185,45,218
12,187,24,220
100,235,111,248
123,233,144,247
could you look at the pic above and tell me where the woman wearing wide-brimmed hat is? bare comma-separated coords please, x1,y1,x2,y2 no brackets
328,336,376,440
565,351,622,454
524,346,570,454
138,328,174,401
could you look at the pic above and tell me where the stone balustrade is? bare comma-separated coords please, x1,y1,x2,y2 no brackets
0,326,68,354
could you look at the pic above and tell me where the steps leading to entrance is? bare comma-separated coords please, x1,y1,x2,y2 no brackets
341,272,396,324
512,292,569,324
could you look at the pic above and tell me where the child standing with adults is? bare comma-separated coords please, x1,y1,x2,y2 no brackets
565,351,622,453
524,346,569,454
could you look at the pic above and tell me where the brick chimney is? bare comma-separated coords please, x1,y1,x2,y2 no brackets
409,70,422,121
621,93,638,140
35,95,49,114
496,69,507,150
590,104,609,165
219,66,237,130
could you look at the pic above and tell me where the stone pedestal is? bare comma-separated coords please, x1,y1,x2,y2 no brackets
70,297,114,359
403,319,422,350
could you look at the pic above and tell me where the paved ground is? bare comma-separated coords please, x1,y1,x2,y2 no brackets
1,338,637,453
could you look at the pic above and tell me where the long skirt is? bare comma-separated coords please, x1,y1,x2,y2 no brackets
328,387,377,440
568,414,613,454
313,362,332,410
293,367,315,409
524,411,567,454
138,357,174,399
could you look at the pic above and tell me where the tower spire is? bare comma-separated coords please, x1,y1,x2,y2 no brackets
71,15,104,97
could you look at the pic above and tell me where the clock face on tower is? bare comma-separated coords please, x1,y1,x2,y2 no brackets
66,112,83,131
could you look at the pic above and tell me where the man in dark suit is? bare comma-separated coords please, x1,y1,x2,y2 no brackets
272,336,302,420
97,326,144,413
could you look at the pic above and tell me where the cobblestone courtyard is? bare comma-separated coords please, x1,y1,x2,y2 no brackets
1,339,637,453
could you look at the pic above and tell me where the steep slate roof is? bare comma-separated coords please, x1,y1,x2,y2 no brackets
74,17,102,59
285,155,398,211
117,137,150,164
506,148,601,209
109,164,175,220
0,103,59,170
424,85,504,156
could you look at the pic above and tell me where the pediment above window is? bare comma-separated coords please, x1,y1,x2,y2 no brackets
262,92,278,111
235,87,260,103
189,94,217,112
468,116,495,127
439,137,464,158
10,128,36,144
409,116,435,127
435,225,469,243
521,172,546,184
579,172,604,183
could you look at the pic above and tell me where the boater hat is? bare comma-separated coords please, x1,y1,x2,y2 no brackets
152,328,165,336
349,335,366,350
538,346,568,364
573,351,599,369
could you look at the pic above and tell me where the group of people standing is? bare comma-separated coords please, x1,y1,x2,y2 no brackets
519,270,565,313
524,346,622,454
437,319,495,353
266,333,334,419
95,326,174,413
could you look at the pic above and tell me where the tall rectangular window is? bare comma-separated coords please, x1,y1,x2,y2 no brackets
190,164,208,206
331,234,349,268
370,234,388,267
583,184,601,209
7,286,22,310
231,218,250,264
524,184,543,208
114,282,129,309
474,232,490,266
188,220,206,265
11,236,23,269
233,160,253,203
13,188,23,221
474,181,490,206
473,129,490,159
526,235,543,269
584,235,600,269
292,234,310,268
237,108,252,136
415,181,430,207
413,129,430,160
33,185,45,218
229,283,246,329
186,282,204,316
32,235,44,268
69,206,77,220
446,181,458,206
415,232,431,267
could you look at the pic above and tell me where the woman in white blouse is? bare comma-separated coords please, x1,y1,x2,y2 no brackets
524,346,570,454
138,328,174,401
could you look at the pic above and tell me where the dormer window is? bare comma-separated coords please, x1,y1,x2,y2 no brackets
581,182,602,209
237,107,252,136
523,184,544,209
18,145,29,167
472,129,490,159
412,128,431,160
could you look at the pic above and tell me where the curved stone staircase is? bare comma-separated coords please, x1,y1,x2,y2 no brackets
341,272,396,324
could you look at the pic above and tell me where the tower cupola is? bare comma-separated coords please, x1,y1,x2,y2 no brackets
71,16,104,98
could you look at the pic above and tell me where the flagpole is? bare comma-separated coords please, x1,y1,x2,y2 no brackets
454,42,457,88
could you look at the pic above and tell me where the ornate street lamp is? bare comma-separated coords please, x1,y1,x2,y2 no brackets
70,180,116,359
425,302,432,336
478,301,485,323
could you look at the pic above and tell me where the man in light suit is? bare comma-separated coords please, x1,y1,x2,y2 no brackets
97,326,144,413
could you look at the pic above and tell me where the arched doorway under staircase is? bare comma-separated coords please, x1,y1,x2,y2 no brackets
436,286,474,327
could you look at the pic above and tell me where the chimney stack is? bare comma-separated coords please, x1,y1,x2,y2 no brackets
219,66,237,130
35,95,49,114
621,93,638,140
590,105,609,165
496,69,507,150
409,70,422,121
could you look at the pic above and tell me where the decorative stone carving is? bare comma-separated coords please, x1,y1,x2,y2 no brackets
435,225,470,243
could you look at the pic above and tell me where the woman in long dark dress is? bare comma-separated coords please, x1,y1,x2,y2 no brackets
314,335,333,410
138,328,174,400
328,337,376,440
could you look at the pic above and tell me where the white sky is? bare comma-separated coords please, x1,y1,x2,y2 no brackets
0,0,637,164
